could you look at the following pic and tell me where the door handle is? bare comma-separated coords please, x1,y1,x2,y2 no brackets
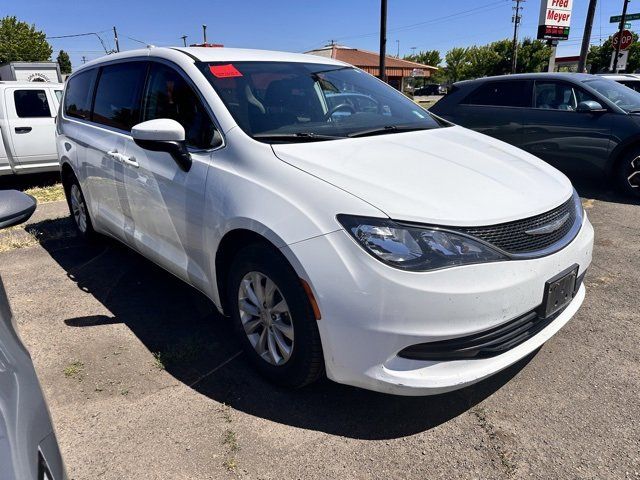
121,156,139,168
14,126,32,134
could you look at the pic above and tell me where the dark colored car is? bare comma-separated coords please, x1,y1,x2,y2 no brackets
414,84,446,96
430,73,640,197
0,190,66,480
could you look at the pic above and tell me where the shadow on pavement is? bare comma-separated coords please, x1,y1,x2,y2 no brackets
0,172,60,191
569,173,640,206
32,217,536,440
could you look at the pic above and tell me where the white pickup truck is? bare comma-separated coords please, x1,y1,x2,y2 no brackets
0,82,64,176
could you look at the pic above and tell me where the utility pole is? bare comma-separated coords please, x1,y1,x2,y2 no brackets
396,39,400,58
181,35,188,47
202,24,207,44
612,0,630,72
81,56,87,64
379,0,387,82
511,0,524,74
578,0,598,72
113,26,120,53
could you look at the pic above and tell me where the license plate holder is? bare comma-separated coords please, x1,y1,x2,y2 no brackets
541,265,579,319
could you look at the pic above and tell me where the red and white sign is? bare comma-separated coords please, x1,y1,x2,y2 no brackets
539,0,574,28
612,30,634,51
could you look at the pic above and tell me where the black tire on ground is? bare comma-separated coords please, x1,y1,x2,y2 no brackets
62,170,97,239
615,147,640,198
226,243,324,388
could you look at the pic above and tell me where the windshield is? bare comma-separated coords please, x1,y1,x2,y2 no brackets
583,78,640,112
199,61,445,142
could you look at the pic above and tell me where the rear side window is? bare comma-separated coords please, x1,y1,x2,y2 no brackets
93,62,147,131
142,63,216,149
464,81,531,107
64,69,97,120
14,90,51,117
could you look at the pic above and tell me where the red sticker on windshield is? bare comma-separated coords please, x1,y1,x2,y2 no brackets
209,64,242,78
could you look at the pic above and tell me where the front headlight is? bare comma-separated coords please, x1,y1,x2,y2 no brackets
338,215,507,271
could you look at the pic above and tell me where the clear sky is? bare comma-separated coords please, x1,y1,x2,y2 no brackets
8,0,625,69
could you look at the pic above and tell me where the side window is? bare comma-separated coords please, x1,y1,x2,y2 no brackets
93,62,147,131
534,82,597,111
463,81,531,107
142,63,216,149
64,69,97,120
14,90,51,118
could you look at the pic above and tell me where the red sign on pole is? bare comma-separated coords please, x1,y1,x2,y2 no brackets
612,29,634,51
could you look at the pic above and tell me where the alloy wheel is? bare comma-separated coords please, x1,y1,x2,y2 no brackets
627,156,640,190
70,184,88,233
238,271,294,366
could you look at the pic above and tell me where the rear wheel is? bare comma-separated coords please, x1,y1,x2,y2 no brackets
616,148,640,198
63,173,96,239
226,243,323,388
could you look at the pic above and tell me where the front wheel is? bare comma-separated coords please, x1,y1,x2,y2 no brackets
616,148,640,198
227,243,324,388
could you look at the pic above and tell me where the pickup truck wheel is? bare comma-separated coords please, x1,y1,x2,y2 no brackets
66,179,96,239
226,243,324,388
616,148,640,198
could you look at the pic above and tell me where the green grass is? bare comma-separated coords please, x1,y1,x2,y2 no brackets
63,361,84,379
24,183,65,203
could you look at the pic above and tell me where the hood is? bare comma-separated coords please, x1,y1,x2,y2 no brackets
271,126,573,227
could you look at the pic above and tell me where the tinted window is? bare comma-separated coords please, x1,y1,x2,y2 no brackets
464,81,531,107
64,69,97,120
142,63,216,149
14,90,50,117
93,62,147,131
534,81,597,111
619,80,640,93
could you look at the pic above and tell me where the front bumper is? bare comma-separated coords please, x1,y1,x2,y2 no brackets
283,215,594,396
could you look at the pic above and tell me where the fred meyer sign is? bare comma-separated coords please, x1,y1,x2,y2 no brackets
538,0,573,40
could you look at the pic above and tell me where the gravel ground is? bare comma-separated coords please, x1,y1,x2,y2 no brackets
0,175,638,479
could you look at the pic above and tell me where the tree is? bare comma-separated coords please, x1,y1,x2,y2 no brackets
516,38,551,73
463,45,500,79
404,49,442,67
57,50,72,74
0,16,52,63
444,47,469,83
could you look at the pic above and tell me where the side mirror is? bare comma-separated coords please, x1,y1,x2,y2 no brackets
576,100,606,113
0,191,37,229
132,119,192,171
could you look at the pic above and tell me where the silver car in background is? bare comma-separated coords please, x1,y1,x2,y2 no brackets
0,190,66,480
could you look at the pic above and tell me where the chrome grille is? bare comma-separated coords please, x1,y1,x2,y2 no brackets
457,197,577,254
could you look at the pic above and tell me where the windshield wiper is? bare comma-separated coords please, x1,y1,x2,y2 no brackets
253,132,345,143
347,125,431,138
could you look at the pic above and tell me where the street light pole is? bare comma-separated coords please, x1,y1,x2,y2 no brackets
612,0,630,72
379,0,387,82
181,35,188,47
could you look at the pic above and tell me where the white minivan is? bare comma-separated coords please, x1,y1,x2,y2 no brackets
0,81,63,176
57,47,594,396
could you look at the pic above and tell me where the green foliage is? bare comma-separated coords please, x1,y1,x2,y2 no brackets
0,16,52,63
587,33,640,73
438,38,552,83
56,49,72,74
404,49,442,67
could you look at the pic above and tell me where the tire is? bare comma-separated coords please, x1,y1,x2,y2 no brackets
63,173,96,239
226,243,324,388
615,147,640,198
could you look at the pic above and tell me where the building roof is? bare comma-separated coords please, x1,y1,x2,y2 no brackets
305,45,438,77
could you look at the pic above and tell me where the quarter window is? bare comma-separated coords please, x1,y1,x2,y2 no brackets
464,81,531,107
142,63,216,149
14,90,51,118
93,62,147,131
64,69,97,120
